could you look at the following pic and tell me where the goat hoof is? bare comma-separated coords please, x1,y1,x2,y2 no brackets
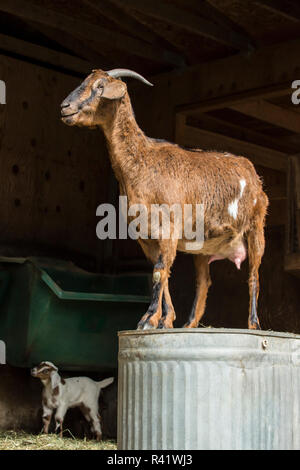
95,432,102,442
249,322,261,330
158,319,173,329
137,315,157,330
183,322,197,328
142,322,157,330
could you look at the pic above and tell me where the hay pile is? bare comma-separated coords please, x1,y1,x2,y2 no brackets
0,430,117,450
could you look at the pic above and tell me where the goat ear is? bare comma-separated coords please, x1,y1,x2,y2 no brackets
102,81,126,100
50,371,61,390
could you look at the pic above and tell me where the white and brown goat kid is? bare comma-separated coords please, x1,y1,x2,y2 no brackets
31,361,114,441
61,68,268,331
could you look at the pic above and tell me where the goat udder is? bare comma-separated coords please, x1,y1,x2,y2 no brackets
209,242,247,270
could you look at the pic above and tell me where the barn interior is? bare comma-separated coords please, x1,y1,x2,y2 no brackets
0,0,300,438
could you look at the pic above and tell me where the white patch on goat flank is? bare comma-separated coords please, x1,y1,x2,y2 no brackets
239,179,246,197
228,199,239,220
253,198,257,206
228,179,247,220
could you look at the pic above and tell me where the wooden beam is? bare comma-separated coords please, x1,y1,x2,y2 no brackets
0,0,182,67
152,39,300,115
187,113,299,154
254,0,300,22
83,0,158,45
231,101,300,134
184,0,255,47
29,21,112,68
111,0,254,51
268,198,287,226
175,115,287,172
285,253,300,274
83,0,185,66
0,32,93,75
109,0,190,64
179,86,291,115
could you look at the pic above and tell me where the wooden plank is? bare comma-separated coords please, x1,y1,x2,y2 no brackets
29,22,112,68
268,198,287,226
0,0,181,66
187,113,299,154
292,156,300,210
109,0,190,63
184,0,255,48
231,101,300,134
286,156,293,254
83,0,185,66
175,116,287,172
111,0,253,51
84,0,158,45
265,183,287,200
155,38,300,113
0,32,93,75
254,0,300,22
178,84,291,115
0,53,109,262
285,253,300,273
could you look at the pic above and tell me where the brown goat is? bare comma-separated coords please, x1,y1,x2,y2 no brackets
61,69,268,330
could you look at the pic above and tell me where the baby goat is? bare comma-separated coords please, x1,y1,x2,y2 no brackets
61,68,268,331
31,361,114,441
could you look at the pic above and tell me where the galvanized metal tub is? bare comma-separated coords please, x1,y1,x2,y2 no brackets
118,329,300,450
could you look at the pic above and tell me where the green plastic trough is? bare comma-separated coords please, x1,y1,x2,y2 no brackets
0,257,151,371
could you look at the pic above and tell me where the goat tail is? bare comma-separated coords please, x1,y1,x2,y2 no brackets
97,377,114,391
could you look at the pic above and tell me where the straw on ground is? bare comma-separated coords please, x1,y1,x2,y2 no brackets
0,430,117,450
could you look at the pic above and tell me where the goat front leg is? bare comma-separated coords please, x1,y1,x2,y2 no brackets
184,255,211,328
137,240,177,330
42,405,53,434
247,224,265,330
157,282,176,329
55,405,68,438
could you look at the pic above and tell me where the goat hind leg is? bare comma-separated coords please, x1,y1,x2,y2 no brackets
89,408,102,441
247,225,265,330
184,255,211,328
55,405,67,438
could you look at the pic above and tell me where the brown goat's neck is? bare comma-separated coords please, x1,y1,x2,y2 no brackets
102,94,149,183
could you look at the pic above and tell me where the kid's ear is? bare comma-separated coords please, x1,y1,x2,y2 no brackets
50,371,60,390
102,80,126,100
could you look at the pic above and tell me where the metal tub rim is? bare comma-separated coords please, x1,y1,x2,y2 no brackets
118,327,300,341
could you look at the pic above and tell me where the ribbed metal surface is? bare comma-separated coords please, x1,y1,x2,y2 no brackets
118,329,300,450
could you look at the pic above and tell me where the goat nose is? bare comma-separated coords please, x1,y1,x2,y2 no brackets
61,101,70,109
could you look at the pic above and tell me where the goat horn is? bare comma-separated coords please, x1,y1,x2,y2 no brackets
106,69,153,87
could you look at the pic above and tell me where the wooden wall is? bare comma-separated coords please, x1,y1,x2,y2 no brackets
0,54,110,269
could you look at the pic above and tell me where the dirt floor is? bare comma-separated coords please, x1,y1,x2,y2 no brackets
0,430,117,450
